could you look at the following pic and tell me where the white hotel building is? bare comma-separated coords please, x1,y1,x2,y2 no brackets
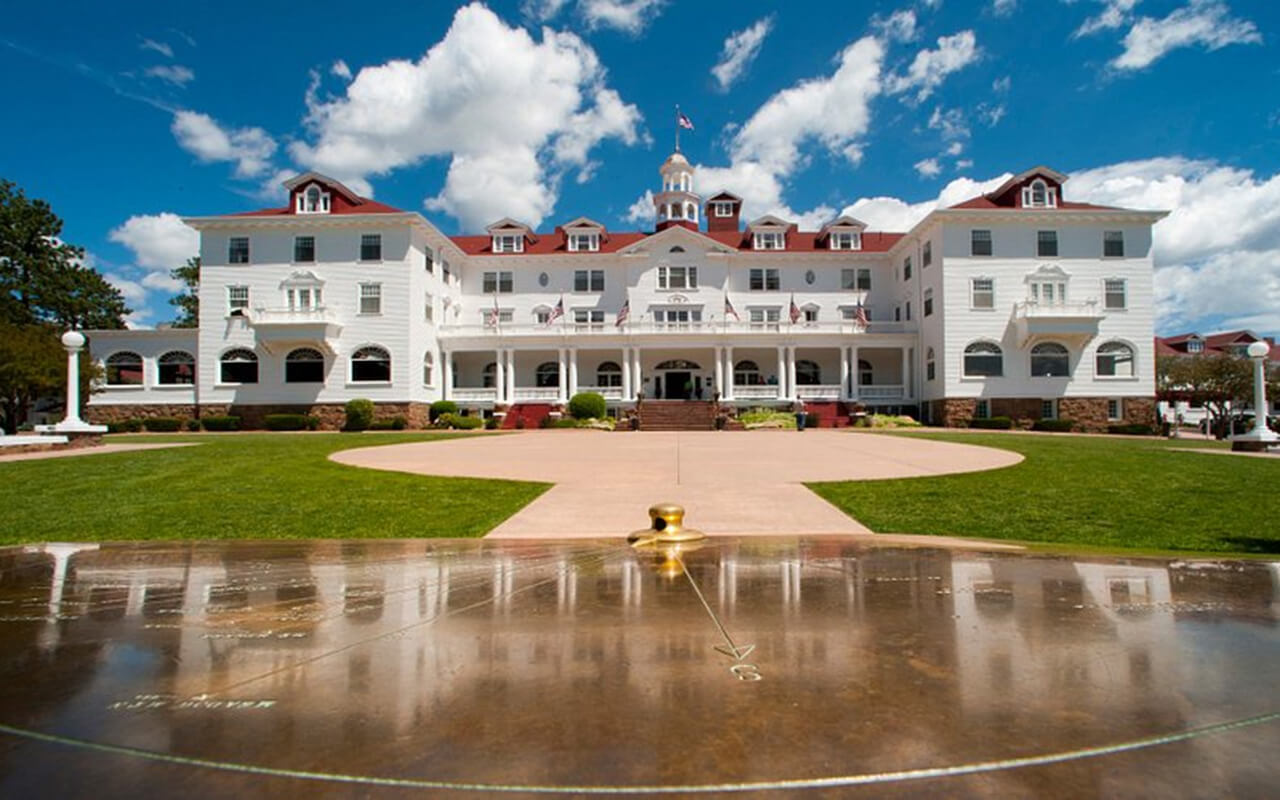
86,153,1166,430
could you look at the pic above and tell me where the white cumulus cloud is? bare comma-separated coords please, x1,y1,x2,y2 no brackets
914,158,942,178
1073,0,1139,37
885,30,979,103
1111,0,1262,71
711,17,773,91
289,3,641,231
872,9,918,43
171,111,278,178
108,213,199,271
331,59,352,80
579,0,666,33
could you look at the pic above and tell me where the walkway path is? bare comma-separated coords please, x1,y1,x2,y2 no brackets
0,442,197,463
332,430,1023,539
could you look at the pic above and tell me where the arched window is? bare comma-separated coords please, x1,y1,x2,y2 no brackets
351,346,391,383
963,342,1003,377
596,361,622,388
796,359,821,385
734,360,761,386
1030,342,1070,377
105,352,143,386
158,351,195,385
286,347,325,383
669,246,685,253
1030,180,1047,206
858,359,873,386
306,186,321,211
423,352,434,386
482,362,497,388
926,347,936,382
536,362,560,388
220,348,258,384
1096,341,1134,377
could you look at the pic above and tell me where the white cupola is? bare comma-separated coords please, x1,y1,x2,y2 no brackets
653,151,700,232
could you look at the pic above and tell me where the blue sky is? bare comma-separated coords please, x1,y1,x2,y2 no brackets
2,0,1278,334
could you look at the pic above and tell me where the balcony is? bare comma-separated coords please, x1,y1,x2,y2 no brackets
437,320,913,341
732,385,781,400
247,307,343,354
856,385,906,401
1012,301,1104,346
796,385,841,401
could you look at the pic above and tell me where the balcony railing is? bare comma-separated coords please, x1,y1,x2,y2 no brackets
1012,300,1104,346
246,306,343,354
857,385,905,400
451,388,498,403
248,306,342,326
732,385,781,400
512,387,560,401
577,385,623,400
1013,300,1103,319
438,320,913,338
796,385,841,400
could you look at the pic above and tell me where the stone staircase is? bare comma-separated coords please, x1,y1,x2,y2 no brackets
638,401,717,431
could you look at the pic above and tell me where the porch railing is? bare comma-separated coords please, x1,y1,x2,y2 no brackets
451,388,497,403
732,385,781,400
512,387,560,401
796,385,842,400
856,385,905,400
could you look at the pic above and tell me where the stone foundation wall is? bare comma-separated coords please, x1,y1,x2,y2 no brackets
936,396,1158,432
936,398,977,427
89,403,431,431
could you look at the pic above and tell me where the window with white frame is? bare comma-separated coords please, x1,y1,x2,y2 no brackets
424,246,435,273
749,268,780,291
971,278,994,309
533,305,552,324
1041,399,1058,420
658,265,697,290
971,229,992,256
1104,279,1127,310
227,285,250,314
228,237,250,264
829,231,861,250
351,346,391,383
749,307,780,328
423,352,434,385
734,360,762,386
596,361,623,387
1188,339,1204,354
1107,398,1123,420
924,288,934,317
360,234,382,261
1023,179,1057,207
105,352,143,386
294,236,315,263
840,268,871,291
483,271,513,294
158,351,195,385
568,233,599,252
926,347,935,381
285,348,325,383
1031,342,1070,377
975,399,990,419
297,185,330,214
574,269,604,292
712,202,734,217
963,341,1003,377
424,293,434,322
802,305,819,324
285,284,321,311
653,307,701,326
219,348,258,384
482,309,513,326
1096,341,1135,377
1029,276,1067,305
359,283,381,315
573,309,605,327
922,240,932,267
1037,230,1058,258
903,256,912,281
1104,230,1125,258
753,231,785,250
492,234,524,253
535,362,559,388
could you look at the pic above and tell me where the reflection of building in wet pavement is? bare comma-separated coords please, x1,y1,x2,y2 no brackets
3,540,1279,794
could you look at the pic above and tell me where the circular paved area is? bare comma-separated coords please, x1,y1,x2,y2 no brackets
332,430,1023,538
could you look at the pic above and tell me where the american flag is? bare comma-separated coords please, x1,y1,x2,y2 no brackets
486,294,500,327
546,296,564,324
724,295,739,321
615,299,630,327
854,302,869,329
789,293,801,324
677,110,694,130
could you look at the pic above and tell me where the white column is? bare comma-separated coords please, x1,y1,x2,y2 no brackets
62,334,84,425
787,346,797,402
840,347,850,401
505,349,516,401
569,348,579,397
901,347,910,398
724,346,735,401
557,348,568,403
713,346,724,398
443,349,454,400
622,346,632,401
850,346,860,400
632,348,642,399
494,349,505,403
776,346,787,401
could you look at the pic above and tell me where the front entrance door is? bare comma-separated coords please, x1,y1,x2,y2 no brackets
664,371,691,399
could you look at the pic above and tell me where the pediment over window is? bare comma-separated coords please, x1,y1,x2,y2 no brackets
280,269,325,288
284,172,365,215
820,215,867,233
560,216,606,234
1025,264,1070,281
747,214,794,232
485,218,536,239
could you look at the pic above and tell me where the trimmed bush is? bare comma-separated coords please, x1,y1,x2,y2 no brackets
429,400,458,422
1107,423,1155,436
107,418,144,433
184,418,201,432
485,417,499,430
200,416,240,432
1031,419,1076,433
264,413,316,431
968,416,1014,430
568,392,606,420
450,414,484,430
142,417,183,432
369,416,408,431
344,399,375,432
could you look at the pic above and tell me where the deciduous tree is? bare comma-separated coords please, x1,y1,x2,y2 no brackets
0,322,104,433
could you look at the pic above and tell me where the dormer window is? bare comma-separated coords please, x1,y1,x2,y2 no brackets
1022,179,1057,208
568,233,599,252
754,231,785,251
493,234,524,253
296,184,331,214
829,232,861,250
713,201,734,218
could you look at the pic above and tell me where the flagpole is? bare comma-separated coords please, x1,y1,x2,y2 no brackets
674,104,681,153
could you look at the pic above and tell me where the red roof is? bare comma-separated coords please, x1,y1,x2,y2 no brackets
947,196,1119,212
1156,331,1279,362
449,228,904,255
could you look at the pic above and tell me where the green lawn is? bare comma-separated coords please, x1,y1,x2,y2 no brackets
809,432,1280,555
0,433,549,544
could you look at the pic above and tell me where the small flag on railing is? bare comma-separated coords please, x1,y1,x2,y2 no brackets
616,299,630,327
789,293,801,324
546,296,564,324
486,294,500,327
854,302,868,329
724,294,740,321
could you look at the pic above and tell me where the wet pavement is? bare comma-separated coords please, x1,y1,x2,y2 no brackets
0,538,1277,797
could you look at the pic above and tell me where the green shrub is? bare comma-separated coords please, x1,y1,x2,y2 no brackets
142,417,183,432
968,416,1014,430
264,413,315,431
184,418,201,432
200,416,240,432
568,392,606,420
865,414,922,429
1031,419,1076,433
485,417,499,430
1107,423,1154,436
450,415,484,430
344,399,375,431
738,408,796,429
429,400,458,422
550,418,581,428
107,418,144,433
369,415,408,431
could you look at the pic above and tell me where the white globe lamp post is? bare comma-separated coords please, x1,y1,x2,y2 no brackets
1230,341,1278,452
35,331,107,435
